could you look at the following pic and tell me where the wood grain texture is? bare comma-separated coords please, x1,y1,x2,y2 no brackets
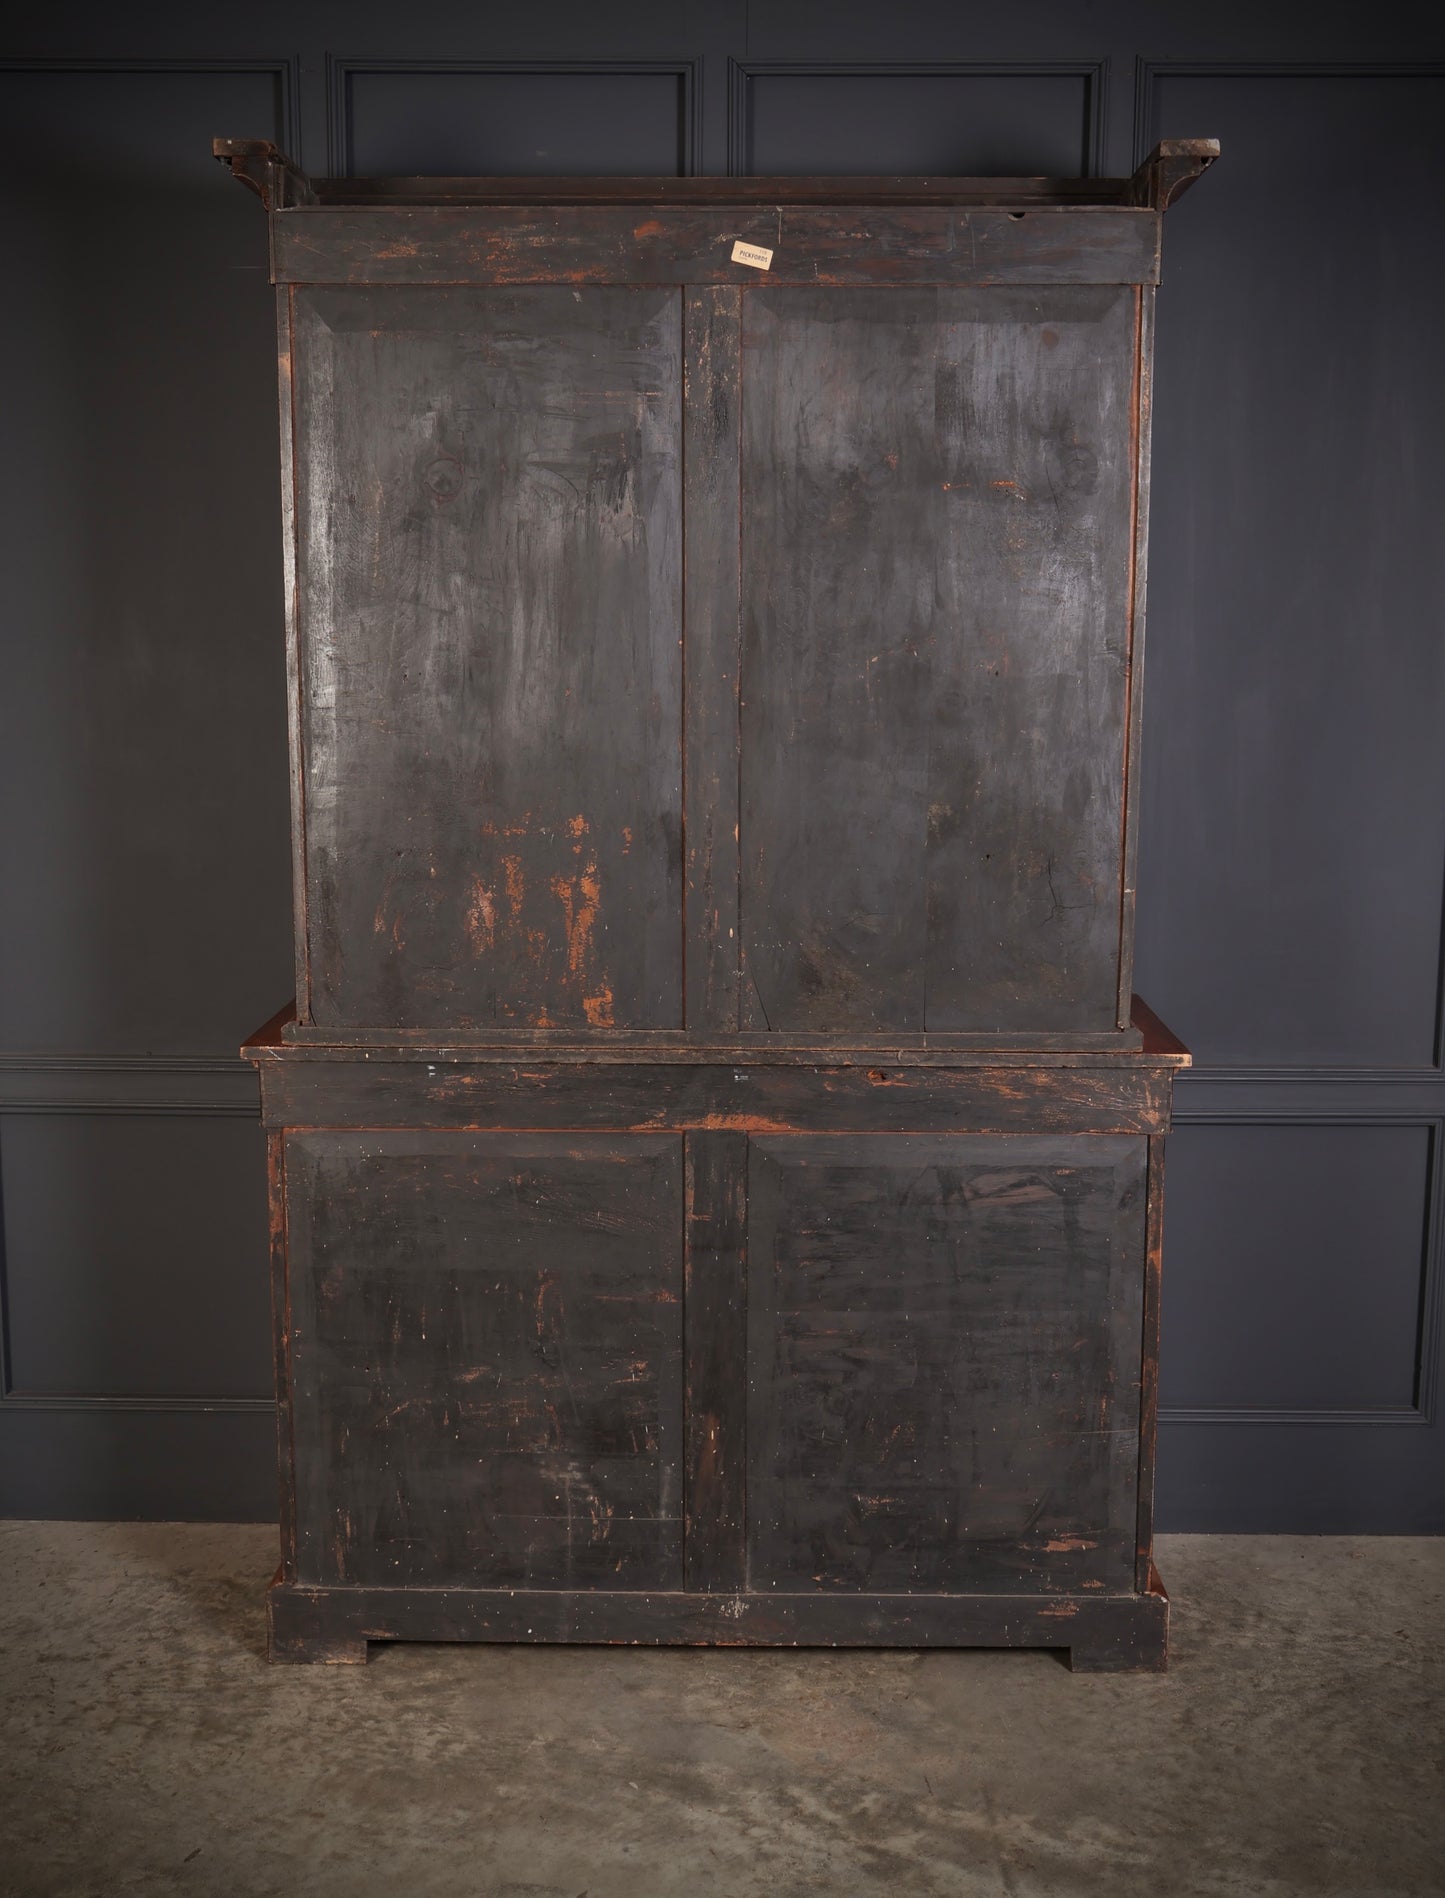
1116,284,1151,1029
256,1056,1173,1135
276,289,311,1023
683,287,743,1033
746,1134,1146,1594
266,1574,1168,1667
292,285,683,1031
1135,1135,1167,1591
283,1131,684,1589
271,204,1161,288
740,285,1137,1034
684,1132,748,1590
223,148,1206,1662
267,1132,297,1576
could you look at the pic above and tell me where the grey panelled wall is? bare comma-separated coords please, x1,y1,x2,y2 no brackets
1,5,1442,1532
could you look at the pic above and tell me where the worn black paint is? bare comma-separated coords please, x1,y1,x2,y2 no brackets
253,1012,1181,1658
739,284,1137,1033
746,1134,1145,1593
292,285,683,1031
284,1131,685,1587
229,148,1198,1663
267,1577,1170,1671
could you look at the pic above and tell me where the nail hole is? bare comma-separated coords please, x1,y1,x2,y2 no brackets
1008,211,1025,220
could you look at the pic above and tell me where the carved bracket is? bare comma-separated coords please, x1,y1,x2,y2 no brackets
213,137,316,210
1127,138,1220,212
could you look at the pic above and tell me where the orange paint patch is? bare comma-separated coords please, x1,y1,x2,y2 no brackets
551,864,602,978
464,877,496,956
501,854,526,918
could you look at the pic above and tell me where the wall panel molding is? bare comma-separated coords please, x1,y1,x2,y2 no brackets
0,1391,273,1414
0,54,294,1439
1134,60,1445,1078
727,58,1108,178
1175,1068,1445,1121
326,55,703,177
0,52,300,154
1133,58,1445,167
0,1056,260,1117
1160,1116,1443,1430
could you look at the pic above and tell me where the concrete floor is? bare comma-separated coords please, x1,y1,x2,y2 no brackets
0,1528,1441,1898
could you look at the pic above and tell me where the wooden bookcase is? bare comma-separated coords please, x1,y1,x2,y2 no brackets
223,135,1214,1668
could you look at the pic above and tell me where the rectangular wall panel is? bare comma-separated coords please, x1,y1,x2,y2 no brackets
1160,1122,1431,1415
0,66,295,1055
1135,72,1445,1066
338,63,695,178
0,1113,271,1399
735,64,1098,177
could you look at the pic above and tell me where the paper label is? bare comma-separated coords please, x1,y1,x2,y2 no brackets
731,240,774,271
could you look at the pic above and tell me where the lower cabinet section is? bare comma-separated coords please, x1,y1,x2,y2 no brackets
270,1111,1164,1665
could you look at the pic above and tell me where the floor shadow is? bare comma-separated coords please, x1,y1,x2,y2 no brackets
103,1520,280,1664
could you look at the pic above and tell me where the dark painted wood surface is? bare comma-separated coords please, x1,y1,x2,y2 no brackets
740,285,1137,1033
283,1131,684,1587
271,203,1161,287
683,1131,748,1591
267,1573,1169,1669
747,1134,1146,1593
257,1058,1174,1135
253,1042,1177,1655
216,138,1211,209
235,157,1187,1658
292,285,683,1031
682,286,744,1034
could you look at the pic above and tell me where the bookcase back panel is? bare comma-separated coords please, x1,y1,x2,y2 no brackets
738,284,1138,1034
292,285,684,1031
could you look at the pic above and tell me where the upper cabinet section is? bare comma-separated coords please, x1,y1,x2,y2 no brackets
221,141,1216,1044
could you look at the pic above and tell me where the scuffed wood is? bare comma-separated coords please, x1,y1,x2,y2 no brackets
256,1056,1174,1135
740,284,1137,1034
284,1131,685,1589
683,287,743,1033
267,1576,1169,1666
292,285,683,1032
746,1134,1146,1596
684,1132,748,1591
221,145,1210,1668
1127,138,1220,214
266,1134,297,1577
271,203,1162,289
1135,1135,1168,1591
